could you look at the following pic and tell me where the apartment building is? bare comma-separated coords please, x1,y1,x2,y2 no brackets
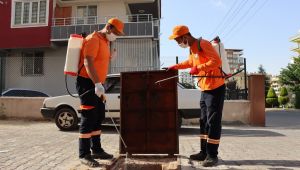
0,0,161,96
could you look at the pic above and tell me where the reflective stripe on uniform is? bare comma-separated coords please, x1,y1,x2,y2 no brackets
79,133,92,138
207,138,220,144
200,134,208,139
80,105,95,110
91,130,101,136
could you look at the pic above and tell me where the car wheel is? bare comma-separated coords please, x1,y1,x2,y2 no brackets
55,107,78,131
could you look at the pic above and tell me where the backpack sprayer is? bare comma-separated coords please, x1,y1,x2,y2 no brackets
64,34,84,98
155,36,245,85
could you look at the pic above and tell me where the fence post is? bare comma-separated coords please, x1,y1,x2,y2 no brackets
244,58,248,99
0,52,5,95
248,74,265,126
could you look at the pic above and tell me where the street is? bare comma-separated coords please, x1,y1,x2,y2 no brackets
0,110,300,170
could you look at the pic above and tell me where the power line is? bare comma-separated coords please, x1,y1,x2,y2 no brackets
223,0,268,42
209,0,240,38
225,0,269,42
217,0,250,37
222,0,259,39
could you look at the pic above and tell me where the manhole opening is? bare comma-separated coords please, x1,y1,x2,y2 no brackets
110,156,178,170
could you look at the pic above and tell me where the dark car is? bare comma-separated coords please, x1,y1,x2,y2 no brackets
1,89,50,97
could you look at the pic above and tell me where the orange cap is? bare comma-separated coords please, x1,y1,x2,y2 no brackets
108,18,124,35
169,25,189,40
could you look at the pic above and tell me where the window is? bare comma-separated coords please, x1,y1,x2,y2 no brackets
22,52,44,76
23,2,30,24
12,0,48,27
31,2,38,23
104,77,120,94
76,5,97,24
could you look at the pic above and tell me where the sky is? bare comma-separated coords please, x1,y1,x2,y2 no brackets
159,0,300,75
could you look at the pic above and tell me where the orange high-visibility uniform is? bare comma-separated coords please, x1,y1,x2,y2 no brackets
78,31,110,84
174,39,225,91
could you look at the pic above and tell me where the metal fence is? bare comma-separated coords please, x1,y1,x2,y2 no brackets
225,89,248,100
51,14,156,40
52,14,154,26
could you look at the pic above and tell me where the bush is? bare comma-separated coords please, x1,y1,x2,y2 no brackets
278,87,289,107
278,97,289,107
266,98,278,107
266,87,278,107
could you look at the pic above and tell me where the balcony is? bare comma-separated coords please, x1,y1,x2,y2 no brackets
51,14,159,41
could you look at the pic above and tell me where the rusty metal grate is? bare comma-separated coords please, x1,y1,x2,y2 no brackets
120,70,179,155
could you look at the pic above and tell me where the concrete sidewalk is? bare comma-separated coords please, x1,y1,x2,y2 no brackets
180,125,300,169
0,110,300,169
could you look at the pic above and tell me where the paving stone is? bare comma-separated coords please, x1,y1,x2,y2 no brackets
1,113,300,170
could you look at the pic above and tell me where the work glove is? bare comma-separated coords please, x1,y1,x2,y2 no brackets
167,65,178,71
95,83,105,98
189,66,199,75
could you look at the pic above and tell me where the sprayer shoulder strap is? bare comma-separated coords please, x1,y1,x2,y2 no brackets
197,37,227,77
197,37,203,51
77,38,86,75
189,37,202,55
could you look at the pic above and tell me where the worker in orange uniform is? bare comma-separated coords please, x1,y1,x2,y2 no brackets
76,18,124,167
168,25,225,167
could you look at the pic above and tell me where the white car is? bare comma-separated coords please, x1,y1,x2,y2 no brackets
41,74,201,131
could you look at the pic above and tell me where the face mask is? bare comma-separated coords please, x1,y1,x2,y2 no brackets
178,38,189,48
179,41,189,48
106,33,117,41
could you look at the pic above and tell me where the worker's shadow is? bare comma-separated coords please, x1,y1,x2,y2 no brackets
62,125,118,134
179,127,284,137
179,157,300,169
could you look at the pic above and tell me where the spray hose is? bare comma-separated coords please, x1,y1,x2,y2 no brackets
155,68,244,85
104,102,128,149
65,75,78,98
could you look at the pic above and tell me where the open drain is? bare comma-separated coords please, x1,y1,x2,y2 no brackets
109,156,179,170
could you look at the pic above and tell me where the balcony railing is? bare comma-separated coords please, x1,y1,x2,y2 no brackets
51,14,157,40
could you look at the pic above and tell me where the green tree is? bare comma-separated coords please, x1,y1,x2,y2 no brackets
266,87,278,108
279,57,300,92
278,87,289,108
258,64,266,74
258,64,271,103
279,56,300,108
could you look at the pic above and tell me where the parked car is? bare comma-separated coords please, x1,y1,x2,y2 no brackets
1,88,50,97
41,74,201,131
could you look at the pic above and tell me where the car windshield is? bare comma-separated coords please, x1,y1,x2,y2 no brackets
104,77,120,93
